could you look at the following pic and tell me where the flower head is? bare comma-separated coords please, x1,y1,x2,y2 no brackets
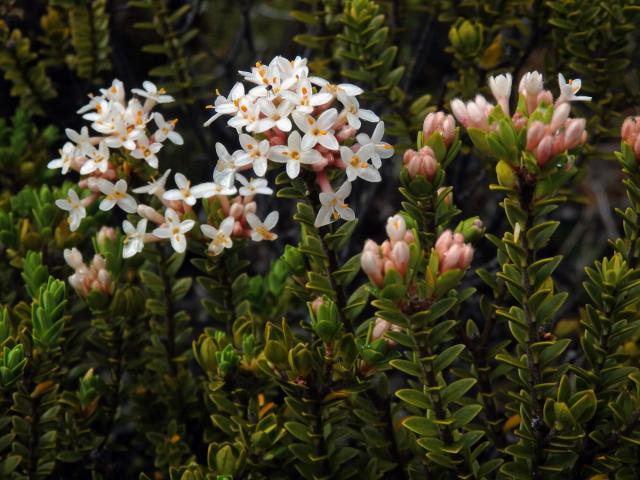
122,218,147,258
557,73,592,103
132,81,174,104
55,189,86,231
246,211,279,241
152,208,195,253
98,179,137,213
201,217,235,255
268,130,322,178
315,181,354,228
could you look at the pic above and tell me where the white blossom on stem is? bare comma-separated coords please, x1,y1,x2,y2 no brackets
98,179,137,213
557,73,592,103
133,169,171,195
131,81,174,104
236,175,273,196
246,211,279,241
152,208,195,253
48,142,77,174
80,141,111,174
122,218,147,258
153,113,183,145
55,189,86,231
315,181,355,228
337,92,379,129
268,130,322,179
131,135,163,168
237,134,270,177
342,144,380,182
355,121,394,168
200,217,235,255
292,108,339,151
255,98,294,132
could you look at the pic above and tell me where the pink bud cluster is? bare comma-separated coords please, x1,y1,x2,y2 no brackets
371,318,402,347
361,215,414,287
450,95,493,131
63,248,113,298
526,103,587,166
622,116,640,159
422,112,456,146
434,230,474,273
402,146,438,180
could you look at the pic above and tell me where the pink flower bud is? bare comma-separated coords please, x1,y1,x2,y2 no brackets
383,259,396,275
380,240,392,257
534,135,554,167
386,215,406,243
229,203,244,219
361,250,383,287
453,232,465,244
450,99,468,126
564,118,586,149
390,241,410,276
438,187,453,206
311,297,325,313
404,146,438,180
64,248,84,270
526,121,546,150
403,149,417,163
244,201,257,215
97,226,116,248
404,231,415,244
460,245,475,269
435,230,453,257
423,112,456,146
337,125,357,142
137,204,164,224
372,318,392,342
550,103,571,131
363,239,379,254
440,243,462,272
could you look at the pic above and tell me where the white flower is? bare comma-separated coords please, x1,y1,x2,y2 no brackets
337,92,379,129
200,217,235,255
152,208,195,253
255,98,294,132
213,143,243,188
342,144,380,182
97,178,137,213
131,81,174,104
105,116,141,150
281,79,332,114
292,108,339,151
153,113,183,145
80,141,111,174
488,73,513,101
236,174,273,196
65,126,93,156
163,172,215,206
204,82,247,127
557,73,592,103
315,181,355,228
355,121,394,168
268,130,322,178
237,134,270,177
55,189,86,232
519,71,544,96
133,169,171,195
48,142,77,174
122,218,147,258
100,79,126,103
246,211,279,241
207,179,238,197
131,135,163,168
227,97,260,132
309,77,363,97
124,98,148,129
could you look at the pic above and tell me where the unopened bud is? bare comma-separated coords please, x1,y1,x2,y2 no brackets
386,215,407,243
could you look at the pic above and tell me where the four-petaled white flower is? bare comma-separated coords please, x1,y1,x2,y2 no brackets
355,121,394,168
152,208,195,253
65,126,93,156
133,169,171,195
281,80,332,114
246,211,279,241
153,113,183,145
55,189,86,231
48,142,76,174
80,141,110,174
268,130,322,178
309,77,364,97
105,116,141,150
122,218,147,258
557,73,592,103
255,98,294,132
337,92,379,129
342,144,380,183
237,135,270,177
97,179,137,213
200,217,235,255
236,175,273,196
292,108,339,151
131,135,163,168
132,81,175,104
163,173,215,206
315,181,355,228
213,142,248,188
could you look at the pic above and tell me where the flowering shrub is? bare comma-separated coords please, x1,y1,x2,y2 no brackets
2,2,640,480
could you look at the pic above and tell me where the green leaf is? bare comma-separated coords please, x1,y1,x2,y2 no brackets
441,378,477,405
396,389,430,409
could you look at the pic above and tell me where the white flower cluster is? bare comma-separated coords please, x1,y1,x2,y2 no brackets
204,56,394,228
51,55,394,261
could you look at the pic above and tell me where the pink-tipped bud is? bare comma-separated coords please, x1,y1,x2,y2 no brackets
550,102,571,131
386,215,407,243
435,230,453,257
390,241,410,276
363,239,379,254
526,121,546,151
311,297,325,313
137,204,164,225
97,226,116,248
534,135,554,167
244,201,257,215
229,203,244,219
563,118,586,150
372,318,392,342
383,259,396,275
460,244,475,269
423,112,456,146
403,149,417,163
361,250,384,287
537,90,554,108
438,187,453,206
440,243,462,272
450,99,468,126
380,240,392,257
404,146,438,180
404,231,415,244
337,125,357,142
64,247,84,270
